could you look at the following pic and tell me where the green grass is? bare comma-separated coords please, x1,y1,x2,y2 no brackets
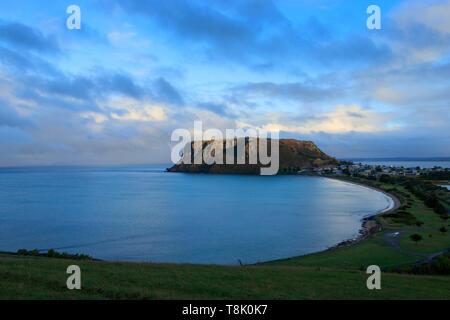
378,185,444,230
0,255,449,300
263,233,423,269
400,232,450,254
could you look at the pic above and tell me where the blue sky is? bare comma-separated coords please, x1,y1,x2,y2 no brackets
0,0,449,166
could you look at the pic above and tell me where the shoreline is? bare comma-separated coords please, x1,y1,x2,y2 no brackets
258,175,402,265
322,176,401,249
321,175,402,213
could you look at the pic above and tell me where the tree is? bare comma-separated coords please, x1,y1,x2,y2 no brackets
434,203,447,215
410,233,423,245
439,226,448,235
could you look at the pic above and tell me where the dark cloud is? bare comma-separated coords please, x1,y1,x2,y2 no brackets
153,77,184,106
232,81,344,103
286,127,450,159
197,102,236,118
0,46,33,71
107,0,305,64
347,112,365,118
0,46,58,75
99,73,144,99
109,0,392,69
9,67,184,112
0,21,59,53
0,99,34,128
313,34,393,66
13,86,102,113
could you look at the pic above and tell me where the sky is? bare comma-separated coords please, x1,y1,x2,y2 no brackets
0,0,449,166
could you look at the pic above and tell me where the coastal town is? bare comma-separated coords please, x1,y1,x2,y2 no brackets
299,163,449,179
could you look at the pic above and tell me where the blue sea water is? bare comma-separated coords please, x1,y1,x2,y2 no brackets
0,166,393,265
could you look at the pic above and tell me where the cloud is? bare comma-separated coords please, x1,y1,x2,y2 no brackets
0,21,59,54
0,98,34,128
196,102,236,118
0,45,58,75
233,80,344,103
99,73,144,99
238,104,396,134
153,77,184,106
110,0,389,68
108,31,136,44
394,0,450,36
108,97,168,122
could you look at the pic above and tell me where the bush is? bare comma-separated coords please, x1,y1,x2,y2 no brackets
393,254,450,275
16,248,93,260
17,249,28,256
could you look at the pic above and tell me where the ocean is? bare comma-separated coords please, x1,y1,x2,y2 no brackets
0,166,393,265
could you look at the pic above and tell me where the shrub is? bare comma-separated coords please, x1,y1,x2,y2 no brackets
16,248,93,260
393,254,450,275
17,249,28,256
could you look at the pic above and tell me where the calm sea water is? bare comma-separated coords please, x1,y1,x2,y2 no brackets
0,166,393,265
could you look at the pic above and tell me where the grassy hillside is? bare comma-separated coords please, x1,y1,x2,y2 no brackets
0,254,448,300
263,233,422,269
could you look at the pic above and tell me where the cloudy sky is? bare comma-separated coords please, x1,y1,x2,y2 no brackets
0,0,449,166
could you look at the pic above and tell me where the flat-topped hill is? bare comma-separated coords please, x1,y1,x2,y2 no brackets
168,138,340,174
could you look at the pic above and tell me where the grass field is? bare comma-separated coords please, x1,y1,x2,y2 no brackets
263,233,423,269
0,255,449,300
1,176,449,300
399,232,449,254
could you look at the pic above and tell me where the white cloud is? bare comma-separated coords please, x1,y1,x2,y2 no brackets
107,31,136,44
395,0,450,35
111,105,167,122
103,97,168,122
81,112,108,124
238,104,397,134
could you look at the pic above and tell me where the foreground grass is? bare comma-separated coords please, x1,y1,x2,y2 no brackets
264,233,422,269
0,255,449,300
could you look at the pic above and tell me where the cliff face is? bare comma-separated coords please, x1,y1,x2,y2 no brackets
168,138,340,175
